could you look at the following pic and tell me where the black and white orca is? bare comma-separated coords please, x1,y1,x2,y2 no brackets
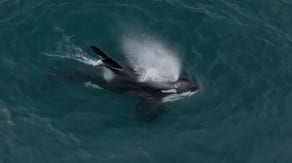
87,46,199,121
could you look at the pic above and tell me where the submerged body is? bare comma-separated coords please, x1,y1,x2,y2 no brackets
89,46,199,120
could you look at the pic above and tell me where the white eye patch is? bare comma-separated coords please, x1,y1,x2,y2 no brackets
161,89,177,93
161,90,198,103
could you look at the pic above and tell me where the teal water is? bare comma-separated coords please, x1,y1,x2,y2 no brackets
1,0,292,162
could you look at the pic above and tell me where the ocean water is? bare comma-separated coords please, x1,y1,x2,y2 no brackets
1,0,292,162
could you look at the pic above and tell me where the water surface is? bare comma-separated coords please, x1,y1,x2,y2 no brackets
1,0,292,162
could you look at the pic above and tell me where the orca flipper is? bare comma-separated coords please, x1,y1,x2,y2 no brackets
135,99,165,121
90,46,122,73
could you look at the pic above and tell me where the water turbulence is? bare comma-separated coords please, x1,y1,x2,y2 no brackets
44,39,102,66
121,35,181,83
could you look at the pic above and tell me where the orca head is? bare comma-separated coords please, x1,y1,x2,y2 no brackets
174,77,198,94
160,77,199,103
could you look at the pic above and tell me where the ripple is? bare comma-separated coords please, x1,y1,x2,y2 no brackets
0,101,13,125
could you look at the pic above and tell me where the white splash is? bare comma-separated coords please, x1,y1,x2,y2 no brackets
121,35,181,83
84,81,103,89
44,40,102,66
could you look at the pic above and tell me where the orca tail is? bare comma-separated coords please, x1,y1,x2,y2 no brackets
90,46,122,73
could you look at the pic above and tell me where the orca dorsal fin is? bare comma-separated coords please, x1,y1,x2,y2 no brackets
90,46,122,71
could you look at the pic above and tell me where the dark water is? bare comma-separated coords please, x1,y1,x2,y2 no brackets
1,0,292,162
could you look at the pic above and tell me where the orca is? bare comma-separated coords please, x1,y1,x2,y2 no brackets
88,46,199,121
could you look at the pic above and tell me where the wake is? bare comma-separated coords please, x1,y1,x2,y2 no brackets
121,34,181,83
44,39,102,66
